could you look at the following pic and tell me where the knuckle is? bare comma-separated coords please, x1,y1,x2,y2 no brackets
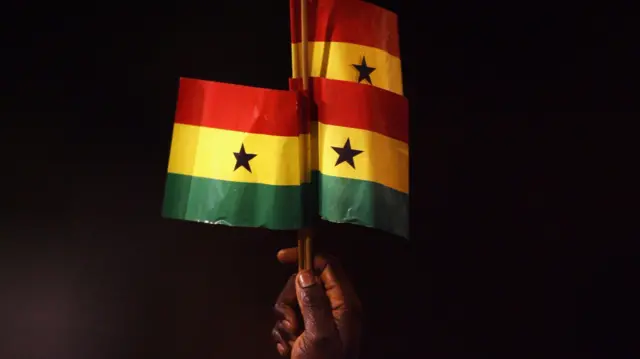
273,303,283,314
314,253,331,269
273,303,289,318
271,327,282,341
276,342,290,357
303,334,340,357
276,319,295,334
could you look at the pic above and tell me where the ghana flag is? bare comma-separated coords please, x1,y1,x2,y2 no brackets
290,0,409,238
162,77,308,230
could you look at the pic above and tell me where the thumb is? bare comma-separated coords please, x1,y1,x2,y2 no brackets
296,270,337,339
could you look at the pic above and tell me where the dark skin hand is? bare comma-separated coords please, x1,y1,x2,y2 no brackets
272,248,363,359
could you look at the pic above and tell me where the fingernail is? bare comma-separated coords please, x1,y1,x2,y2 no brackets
282,320,292,330
298,270,315,288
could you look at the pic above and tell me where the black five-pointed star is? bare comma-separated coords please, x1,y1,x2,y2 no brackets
233,143,257,173
332,138,363,169
352,56,376,85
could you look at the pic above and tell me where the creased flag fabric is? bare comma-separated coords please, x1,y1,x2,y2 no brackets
290,0,409,238
290,0,403,96
163,77,307,230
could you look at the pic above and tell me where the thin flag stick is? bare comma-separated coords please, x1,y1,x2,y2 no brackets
297,0,312,272
299,0,309,91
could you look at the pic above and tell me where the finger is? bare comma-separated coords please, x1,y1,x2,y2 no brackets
271,327,290,357
274,304,300,335
272,326,286,346
274,274,301,331
275,320,298,341
313,255,362,358
279,248,361,312
276,343,288,357
317,255,362,313
290,251,362,358
295,270,338,339
277,247,298,264
277,248,331,272
275,274,298,308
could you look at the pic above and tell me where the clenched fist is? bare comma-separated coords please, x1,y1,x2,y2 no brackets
272,248,362,359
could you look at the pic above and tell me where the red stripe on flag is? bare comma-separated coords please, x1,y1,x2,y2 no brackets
290,0,401,58
174,77,301,137
290,77,408,143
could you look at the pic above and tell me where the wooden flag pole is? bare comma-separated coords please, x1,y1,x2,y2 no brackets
297,0,313,272
299,0,309,91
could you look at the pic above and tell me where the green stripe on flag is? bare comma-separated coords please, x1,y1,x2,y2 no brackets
163,173,306,230
315,172,409,239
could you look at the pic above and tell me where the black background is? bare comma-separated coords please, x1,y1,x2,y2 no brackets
2,1,635,358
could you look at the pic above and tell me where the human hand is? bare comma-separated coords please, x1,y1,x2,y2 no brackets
272,248,362,359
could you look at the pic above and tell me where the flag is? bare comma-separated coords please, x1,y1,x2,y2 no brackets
290,0,409,238
290,0,403,96
162,77,308,230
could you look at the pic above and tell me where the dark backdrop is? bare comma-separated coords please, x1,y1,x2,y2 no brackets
2,0,635,358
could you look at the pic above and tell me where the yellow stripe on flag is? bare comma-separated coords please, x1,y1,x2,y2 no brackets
291,41,404,96
167,123,304,186
312,122,409,194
